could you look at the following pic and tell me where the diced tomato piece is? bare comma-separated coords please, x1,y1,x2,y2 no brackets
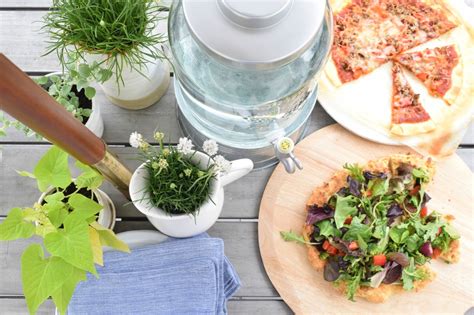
327,245,338,256
322,240,330,250
420,206,428,218
437,227,443,236
373,254,387,266
418,73,428,81
344,216,352,225
432,247,442,259
348,241,359,250
410,185,420,196
366,190,372,197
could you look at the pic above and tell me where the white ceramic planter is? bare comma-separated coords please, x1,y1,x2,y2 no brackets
129,151,254,238
86,54,170,110
46,72,104,138
38,186,116,230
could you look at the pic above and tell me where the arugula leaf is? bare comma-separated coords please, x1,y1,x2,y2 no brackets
374,226,390,254
412,168,430,183
345,270,362,301
357,234,368,251
402,257,429,290
389,226,410,244
334,195,358,229
405,234,421,252
280,230,313,245
343,163,365,182
368,178,389,197
343,216,372,242
316,220,341,238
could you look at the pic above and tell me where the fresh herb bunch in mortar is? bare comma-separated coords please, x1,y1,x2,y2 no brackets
43,0,167,86
129,131,231,216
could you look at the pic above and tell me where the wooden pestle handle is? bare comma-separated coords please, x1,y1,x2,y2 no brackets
0,53,106,165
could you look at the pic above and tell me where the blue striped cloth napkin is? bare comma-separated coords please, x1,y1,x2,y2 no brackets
68,234,241,315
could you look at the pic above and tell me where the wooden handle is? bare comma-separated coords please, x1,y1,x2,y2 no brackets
0,53,105,165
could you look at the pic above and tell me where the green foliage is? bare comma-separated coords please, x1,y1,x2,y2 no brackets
0,71,96,140
334,195,358,229
0,146,129,314
291,162,460,301
43,0,168,87
134,132,217,216
279,230,314,245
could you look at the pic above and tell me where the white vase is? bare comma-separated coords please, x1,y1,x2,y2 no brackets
46,72,104,138
38,186,116,230
86,54,170,110
129,151,254,238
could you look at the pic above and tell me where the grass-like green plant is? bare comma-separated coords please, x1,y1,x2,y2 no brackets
0,146,130,314
42,0,167,86
130,132,231,215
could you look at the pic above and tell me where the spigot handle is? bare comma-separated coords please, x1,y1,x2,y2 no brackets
274,137,303,174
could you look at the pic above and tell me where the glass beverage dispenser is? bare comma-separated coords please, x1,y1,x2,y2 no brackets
168,0,333,171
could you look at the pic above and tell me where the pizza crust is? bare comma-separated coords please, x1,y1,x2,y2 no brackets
390,119,436,136
302,154,442,303
324,58,343,87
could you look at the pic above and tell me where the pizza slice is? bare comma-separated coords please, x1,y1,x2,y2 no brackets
326,0,458,87
394,45,461,104
390,63,435,136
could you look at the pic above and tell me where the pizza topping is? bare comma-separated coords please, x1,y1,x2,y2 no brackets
395,45,460,99
391,63,431,124
281,159,460,301
332,0,457,83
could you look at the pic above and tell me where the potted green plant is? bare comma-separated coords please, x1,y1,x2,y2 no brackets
128,131,254,237
0,146,129,314
43,0,170,110
0,69,104,139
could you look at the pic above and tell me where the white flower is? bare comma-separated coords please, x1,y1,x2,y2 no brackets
158,158,168,170
213,155,231,173
129,131,144,148
154,131,165,141
203,139,219,156
184,169,192,177
177,137,194,155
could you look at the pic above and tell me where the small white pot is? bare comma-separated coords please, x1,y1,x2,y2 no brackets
46,72,104,138
129,151,253,238
38,186,116,230
86,54,170,110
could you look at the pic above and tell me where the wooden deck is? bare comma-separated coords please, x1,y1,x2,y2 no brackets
0,1,473,314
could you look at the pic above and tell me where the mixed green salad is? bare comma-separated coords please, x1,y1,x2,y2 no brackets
281,161,460,301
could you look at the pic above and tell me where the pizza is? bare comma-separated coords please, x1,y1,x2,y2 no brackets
390,63,435,135
327,0,457,86
394,45,462,104
297,155,460,302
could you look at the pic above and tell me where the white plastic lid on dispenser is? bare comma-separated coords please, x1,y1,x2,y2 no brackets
182,0,326,69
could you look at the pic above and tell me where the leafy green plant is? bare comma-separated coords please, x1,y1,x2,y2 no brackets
0,146,129,314
42,0,168,87
130,131,230,215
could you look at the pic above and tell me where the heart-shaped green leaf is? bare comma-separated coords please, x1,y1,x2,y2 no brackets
21,244,73,314
43,201,68,228
45,213,97,275
0,208,35,240
89,226,104,266
75,161,103,190
51,267,87,315
34,146,72,192
69,194,103,220
91,222,130,253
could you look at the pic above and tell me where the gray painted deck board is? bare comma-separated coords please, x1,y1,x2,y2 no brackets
0,298,291,315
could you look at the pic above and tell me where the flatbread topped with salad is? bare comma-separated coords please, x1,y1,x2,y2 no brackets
281,154,460,302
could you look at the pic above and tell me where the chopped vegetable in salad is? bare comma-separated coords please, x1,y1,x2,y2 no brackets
281,162,460,301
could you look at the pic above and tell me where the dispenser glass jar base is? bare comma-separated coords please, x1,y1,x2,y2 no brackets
176,80,318,169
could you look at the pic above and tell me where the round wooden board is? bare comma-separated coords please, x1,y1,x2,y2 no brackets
258,124,473,314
